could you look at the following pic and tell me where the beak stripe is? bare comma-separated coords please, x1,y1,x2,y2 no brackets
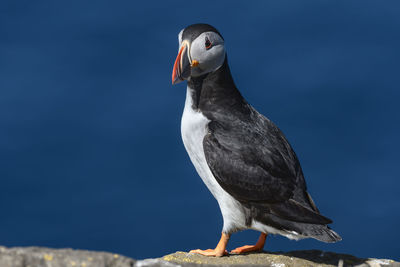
172,45,185,84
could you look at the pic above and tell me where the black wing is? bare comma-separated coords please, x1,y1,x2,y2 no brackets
203,109,332,224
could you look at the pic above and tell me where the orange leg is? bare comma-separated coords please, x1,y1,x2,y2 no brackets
230,232,267,254
190,232,230,257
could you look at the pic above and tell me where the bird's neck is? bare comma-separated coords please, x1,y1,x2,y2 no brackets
187,57,248,118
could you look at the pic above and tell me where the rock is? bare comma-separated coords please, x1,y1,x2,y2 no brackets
162,250,400,267
0,246,399,267
0,246,135,267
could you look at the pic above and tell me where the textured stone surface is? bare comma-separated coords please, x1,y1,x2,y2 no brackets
0,246,399,267
0,246,135,267
162,250,400,267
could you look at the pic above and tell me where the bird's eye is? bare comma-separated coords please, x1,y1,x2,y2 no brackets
205,37,212,50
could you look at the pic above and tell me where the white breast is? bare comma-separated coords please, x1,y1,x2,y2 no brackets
181,86,247,233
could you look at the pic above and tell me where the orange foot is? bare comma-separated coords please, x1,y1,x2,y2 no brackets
189,232,230,257
189,248,228,257
230,232,267,254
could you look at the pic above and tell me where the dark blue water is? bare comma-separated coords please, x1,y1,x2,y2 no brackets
1,0,399,261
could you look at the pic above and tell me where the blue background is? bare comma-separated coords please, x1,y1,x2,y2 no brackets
1,0,399,261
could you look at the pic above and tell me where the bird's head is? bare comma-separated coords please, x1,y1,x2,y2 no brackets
172,24,226,84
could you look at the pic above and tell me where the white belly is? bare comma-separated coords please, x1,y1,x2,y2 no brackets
180,86,247,233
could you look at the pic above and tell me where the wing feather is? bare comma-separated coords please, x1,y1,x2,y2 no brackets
203,112,331,224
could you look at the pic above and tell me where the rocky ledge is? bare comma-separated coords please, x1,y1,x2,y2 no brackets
161,251,399,267
0,246,398,267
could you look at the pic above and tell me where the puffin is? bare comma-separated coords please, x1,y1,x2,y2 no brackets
172,23,341,257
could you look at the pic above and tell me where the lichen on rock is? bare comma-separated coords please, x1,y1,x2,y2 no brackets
162,250,400,267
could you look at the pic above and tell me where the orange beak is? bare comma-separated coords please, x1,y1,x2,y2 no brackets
172,42,191,84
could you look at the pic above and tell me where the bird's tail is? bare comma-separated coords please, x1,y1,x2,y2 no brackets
252,210,342,243
282,221,342,243
303,225,342,243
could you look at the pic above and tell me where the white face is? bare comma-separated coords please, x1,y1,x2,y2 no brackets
178,30,226,78
190,32,226,77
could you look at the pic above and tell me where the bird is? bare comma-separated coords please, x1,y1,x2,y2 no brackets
171,23,341,257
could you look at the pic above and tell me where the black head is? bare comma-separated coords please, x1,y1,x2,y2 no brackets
172,24,226,84
181,23,223,44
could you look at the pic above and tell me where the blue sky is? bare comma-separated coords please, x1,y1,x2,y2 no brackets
0,0,399,260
